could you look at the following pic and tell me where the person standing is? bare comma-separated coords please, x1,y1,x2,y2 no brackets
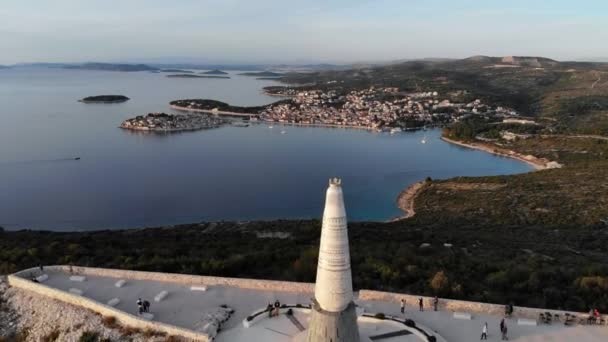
480,322,488,340
500,318,505,333
143,300,150,313
400,299,406,314
419,298,424,312
137,298,143,315
433,296,439,311
501,323,508,340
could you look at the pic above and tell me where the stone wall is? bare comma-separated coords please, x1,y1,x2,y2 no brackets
7,271,209,341
358,290,607,320
37,265,315,294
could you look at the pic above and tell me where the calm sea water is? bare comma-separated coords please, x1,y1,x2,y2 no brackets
0,68,532,231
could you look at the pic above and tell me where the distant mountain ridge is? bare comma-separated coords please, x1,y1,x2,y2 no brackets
64,63,158,72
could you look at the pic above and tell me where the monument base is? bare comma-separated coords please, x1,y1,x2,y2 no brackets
305,299,361,342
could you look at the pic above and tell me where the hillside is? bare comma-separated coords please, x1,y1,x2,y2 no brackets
282,56,608,133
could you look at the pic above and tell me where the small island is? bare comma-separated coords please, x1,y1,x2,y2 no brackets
120,113,226,132
160,69,193,73
166,74,230,79
79,95,130,103
201,69,228,75
238,71,283,77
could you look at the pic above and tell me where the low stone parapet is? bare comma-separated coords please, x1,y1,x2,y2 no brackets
7,270,210,341
358,289,605,321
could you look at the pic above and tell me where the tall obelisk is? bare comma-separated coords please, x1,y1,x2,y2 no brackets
306,178,360,342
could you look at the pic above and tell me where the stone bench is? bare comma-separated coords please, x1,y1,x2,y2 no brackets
154,290,168,302
107,298,120,307
69,275,86,282
190,286,208,292
518,318,538,326
36,274,49,283
453,312,472,320
69,288,84,296
115,280,126,288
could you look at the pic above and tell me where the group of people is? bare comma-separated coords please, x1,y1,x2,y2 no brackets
481,319,509,340
267,300,281,317
400,296,440,313
136,298,151,315
589,308,602,324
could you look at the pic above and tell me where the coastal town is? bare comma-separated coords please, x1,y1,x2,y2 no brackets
167,86,525,132
259,86,520,130
119,112,226,132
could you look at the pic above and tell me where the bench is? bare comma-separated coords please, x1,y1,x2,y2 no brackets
154,290,168,302
36,274,49,283
190,286,208,292
453,312,472,320
107,298,120,307
518,318,538,326
114,280,126,288
69,275,86,282
69,288,84,296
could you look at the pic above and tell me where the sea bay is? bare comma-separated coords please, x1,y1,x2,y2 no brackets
0,68,532,230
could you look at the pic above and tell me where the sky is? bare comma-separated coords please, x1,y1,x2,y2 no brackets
1,0,607,65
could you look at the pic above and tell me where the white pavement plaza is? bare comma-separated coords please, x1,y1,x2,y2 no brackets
31,269,608,342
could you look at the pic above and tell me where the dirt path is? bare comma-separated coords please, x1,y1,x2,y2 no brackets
591,71,602,89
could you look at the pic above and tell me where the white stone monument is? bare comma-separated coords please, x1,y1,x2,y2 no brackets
306,178,361,342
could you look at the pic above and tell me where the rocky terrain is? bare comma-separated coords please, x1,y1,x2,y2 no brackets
0,277,187,342
120,113,226,132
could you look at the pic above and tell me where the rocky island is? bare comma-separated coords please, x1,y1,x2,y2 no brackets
160,69,193,73
119,113,226,132
201,69,228,75
166,74,230,79
79,95,130,103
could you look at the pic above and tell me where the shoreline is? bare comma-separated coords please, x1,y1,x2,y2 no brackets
392,135,560,221
440,136,551,170
170,104,256,117
391,181,427,222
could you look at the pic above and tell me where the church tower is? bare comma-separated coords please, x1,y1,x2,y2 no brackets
306,178,360,342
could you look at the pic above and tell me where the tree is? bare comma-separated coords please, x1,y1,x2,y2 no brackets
430,271,449,295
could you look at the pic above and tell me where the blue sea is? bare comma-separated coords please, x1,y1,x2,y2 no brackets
0,68,532,231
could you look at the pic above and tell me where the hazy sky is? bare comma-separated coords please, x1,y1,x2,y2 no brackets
1,0,607,64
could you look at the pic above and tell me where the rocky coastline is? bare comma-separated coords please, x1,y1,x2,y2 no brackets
393,180,428,221
440,137,562,170
120,113,226,132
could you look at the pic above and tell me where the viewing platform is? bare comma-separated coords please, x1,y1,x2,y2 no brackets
8,266,608,342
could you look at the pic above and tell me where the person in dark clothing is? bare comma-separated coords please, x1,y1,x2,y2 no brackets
400,299,405,314
501,323,508,340
419,298,424,312
500,318,505,333
433,296,439,311
143,300,150,313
